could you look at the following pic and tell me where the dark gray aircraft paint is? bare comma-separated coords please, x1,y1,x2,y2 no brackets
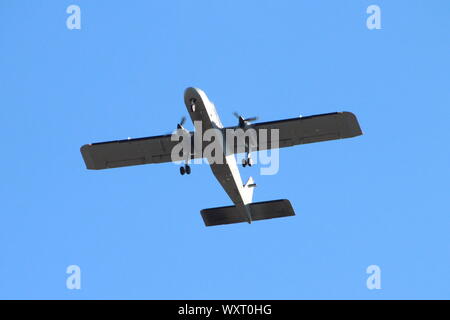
81,88,362,226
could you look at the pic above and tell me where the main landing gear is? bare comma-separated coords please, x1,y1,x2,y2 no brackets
180,164,191,175
242,157,253,167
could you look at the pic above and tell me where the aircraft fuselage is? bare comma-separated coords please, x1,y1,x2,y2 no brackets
184,88,253,221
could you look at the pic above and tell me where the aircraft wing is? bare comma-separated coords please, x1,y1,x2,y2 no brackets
81,112,362,169
81,133,197,170
248,111,362,151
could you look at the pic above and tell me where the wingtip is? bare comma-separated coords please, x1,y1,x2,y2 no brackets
340,111,363,138
80,144,96,170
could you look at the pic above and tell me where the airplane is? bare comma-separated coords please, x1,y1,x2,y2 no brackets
80,87,363,227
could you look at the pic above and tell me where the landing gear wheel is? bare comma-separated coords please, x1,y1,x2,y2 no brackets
185,165,191,175
242,159,247,167
248,158,254,167
180,166,186,175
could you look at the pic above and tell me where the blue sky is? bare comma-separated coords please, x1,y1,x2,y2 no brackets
0,0,449,299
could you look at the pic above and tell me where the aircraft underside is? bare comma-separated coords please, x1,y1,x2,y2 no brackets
80,87,363,226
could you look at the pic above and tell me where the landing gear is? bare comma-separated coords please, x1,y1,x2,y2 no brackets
242,150,254,168
242,157,253,167
180,164,191,175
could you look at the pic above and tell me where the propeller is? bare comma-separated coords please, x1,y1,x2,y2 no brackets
177,116,186,130
233,112,258,127
168,116,188,135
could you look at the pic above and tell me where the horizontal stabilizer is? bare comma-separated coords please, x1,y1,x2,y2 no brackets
201,199,295,227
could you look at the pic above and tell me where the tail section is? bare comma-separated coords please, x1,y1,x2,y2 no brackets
200,199,295,227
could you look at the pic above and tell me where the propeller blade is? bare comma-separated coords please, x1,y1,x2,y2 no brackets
244,116,258,122
180,116,186,126
233,112,259,127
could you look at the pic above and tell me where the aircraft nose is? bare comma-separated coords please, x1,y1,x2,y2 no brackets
184,87,207,109
184,87,202,99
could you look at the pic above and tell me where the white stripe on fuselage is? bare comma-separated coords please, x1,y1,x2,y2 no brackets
183,88,252,213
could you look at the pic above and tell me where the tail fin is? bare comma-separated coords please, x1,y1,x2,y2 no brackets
200,199,295,227
243,176,256,203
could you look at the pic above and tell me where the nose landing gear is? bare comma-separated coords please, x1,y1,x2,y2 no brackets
190,99,196,112
180,164,191,175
